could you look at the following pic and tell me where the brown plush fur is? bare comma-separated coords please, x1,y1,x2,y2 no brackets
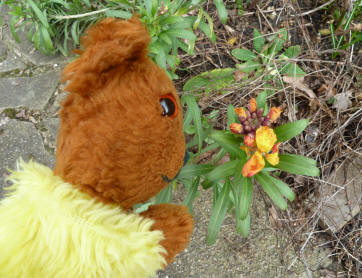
53,16,193,264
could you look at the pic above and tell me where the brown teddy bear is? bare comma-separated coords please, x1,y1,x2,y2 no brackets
0,16,193,278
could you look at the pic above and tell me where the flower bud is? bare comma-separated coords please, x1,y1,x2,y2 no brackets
230,123,243,134
252,112,257,119
249,98,257,113
244,133,256,147
263,119,271,127
257,108,264,117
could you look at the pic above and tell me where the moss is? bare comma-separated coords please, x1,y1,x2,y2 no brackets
2,108,17,119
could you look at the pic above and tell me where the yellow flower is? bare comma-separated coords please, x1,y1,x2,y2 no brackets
255,126,277,153
267,107,282,122
242,128,280,177
265,152,279,165
242,151,265,177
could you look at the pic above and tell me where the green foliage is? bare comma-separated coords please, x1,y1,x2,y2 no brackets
4,0,228,79
183,27,306,95
328,0,361,58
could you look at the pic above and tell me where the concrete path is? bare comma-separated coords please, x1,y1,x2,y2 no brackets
0,7,337,278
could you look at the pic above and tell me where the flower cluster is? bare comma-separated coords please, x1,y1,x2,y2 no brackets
229,98,282,177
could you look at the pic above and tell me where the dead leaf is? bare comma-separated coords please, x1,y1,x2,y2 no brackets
234,70,245,82
332,90,353,112
224,25,235,34
269,206,282,230
283,76,317,99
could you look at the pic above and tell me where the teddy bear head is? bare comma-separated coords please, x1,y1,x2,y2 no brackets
54,16,186,209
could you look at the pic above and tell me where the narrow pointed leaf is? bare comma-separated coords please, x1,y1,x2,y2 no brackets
227,104,238,129
277,154,319,176
155,183,173,204
183,177,200,212
182,95,203,152
255,172,287,210
206,160,238,182
237,212,250,237
206,180,231,245
269,175,295,202
178,164,215,179
239,177,253,219
274,119,309,142
210,131,244,158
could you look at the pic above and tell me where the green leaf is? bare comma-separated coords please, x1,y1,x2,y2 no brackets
283,45,300,58
274,119,309,142
182,95,203,152
183,68,235,94
160,33,172,45
239,177,253,219
268,175,295,202
166,29,196,41
155,182,173,204
232,48,256,61
237,212,250,237
227,104,238,130
280,63,306,77
206,179,231,245
256,90,267,109
105,10,132,19
277,154,319,176
40,25,54,52
198,19,216,43
178,164,215,179
268,28,287,57
236,60,262,72
253,29,264,52
10,16,20,43
255,172,287,210
155,45,167,69
183,177,200,212
71,21,79,45
210,130,244,159
28,0,49,28
214,0,228,24
206,160,239,182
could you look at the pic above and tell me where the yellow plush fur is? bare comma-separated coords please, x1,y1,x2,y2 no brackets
0,160,166,278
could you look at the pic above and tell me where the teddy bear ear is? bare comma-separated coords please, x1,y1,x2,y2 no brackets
62,15,150,96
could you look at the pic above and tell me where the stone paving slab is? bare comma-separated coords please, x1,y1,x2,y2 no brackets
0,50,26,74
0,118,54,197
157,187,334,278
0,41,7,57
0,71,60,110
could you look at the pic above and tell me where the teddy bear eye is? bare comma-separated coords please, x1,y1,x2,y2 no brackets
160,94,178,118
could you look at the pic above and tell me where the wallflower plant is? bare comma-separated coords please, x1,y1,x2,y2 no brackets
177,95,320,245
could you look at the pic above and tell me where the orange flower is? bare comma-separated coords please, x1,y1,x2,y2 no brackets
255,126,277,153
242,151,265,177
230,123,243,134
249,98,257,113
267,107,281,122
244,133,256,147
235,107,247,119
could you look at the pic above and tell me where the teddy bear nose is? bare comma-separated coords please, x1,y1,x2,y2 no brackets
162,151,189,183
